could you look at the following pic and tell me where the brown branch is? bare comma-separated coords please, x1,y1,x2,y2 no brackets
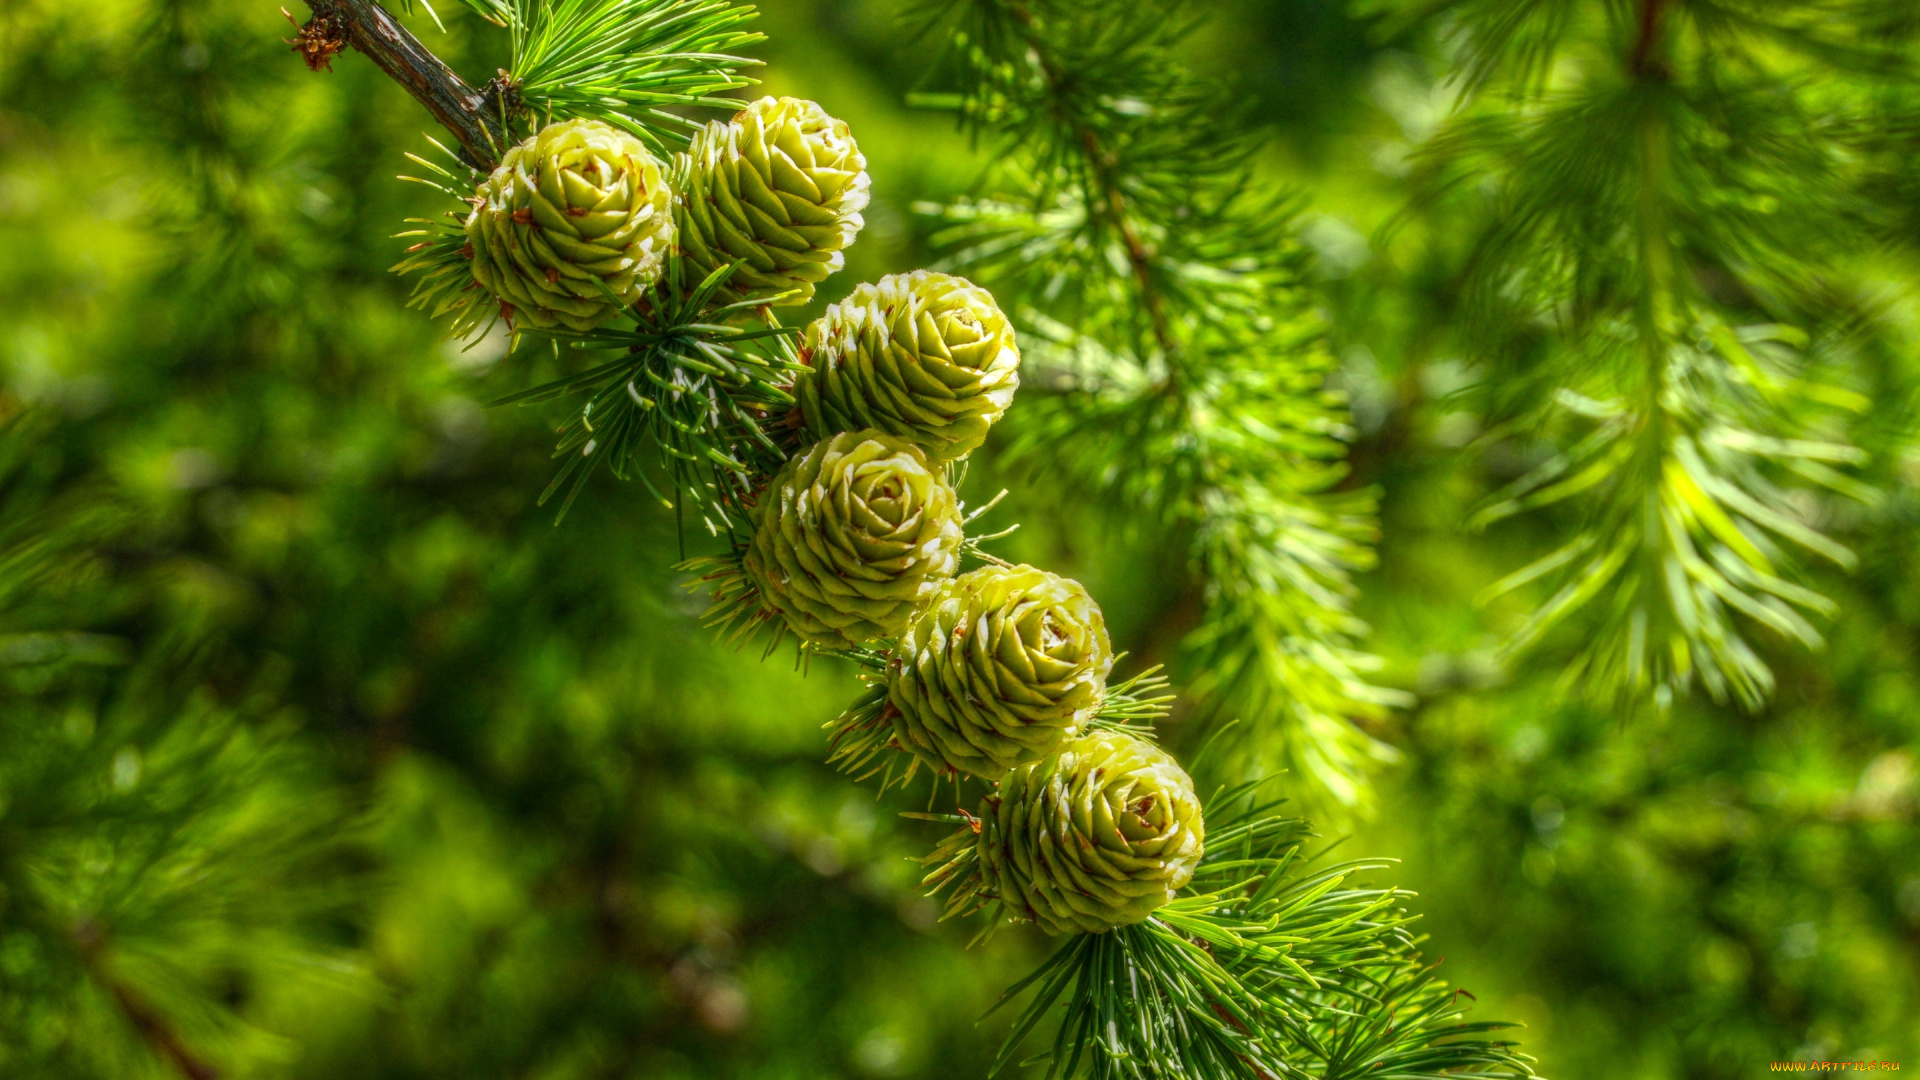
106,981,223,1080
1005,3,1180,372
291,0,512,171
71,919,221,1080
1078,125,1179,365
1629,0,1668,79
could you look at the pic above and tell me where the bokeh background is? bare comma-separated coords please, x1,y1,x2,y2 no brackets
2,1,1917,1078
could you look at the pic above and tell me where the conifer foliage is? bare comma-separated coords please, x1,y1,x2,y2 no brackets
1390,0,1917,709
5,0,1916,1074
909,0,1408,811
0,417,362,1077
288,0,1533,1075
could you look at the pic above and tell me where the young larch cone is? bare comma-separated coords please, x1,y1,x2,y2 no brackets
975,730,1205,935
885,564,1111,780
466,118,674,331
739,430,964,649
674,96,869,306
792,271,1020,462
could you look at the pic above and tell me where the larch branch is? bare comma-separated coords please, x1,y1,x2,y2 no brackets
1630,0,1668,78
292,0,511,171
71,919,221,1080
1005,3,1180,372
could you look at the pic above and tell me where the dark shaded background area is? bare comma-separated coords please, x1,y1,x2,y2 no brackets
0,1,1914,1077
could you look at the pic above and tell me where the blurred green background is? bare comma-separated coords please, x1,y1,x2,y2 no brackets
1,0,1916,1077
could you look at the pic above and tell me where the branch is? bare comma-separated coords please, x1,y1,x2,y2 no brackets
106,980,222,1080
1005,3,1180,371
1629,0,1667,79
292,0,511,171
71,919,221,1080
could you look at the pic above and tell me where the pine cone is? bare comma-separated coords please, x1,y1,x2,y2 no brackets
793,271,1020,462
742,430,963,648
466,119,673,332
887,564,1111,779
675,97,870,306
978,730,1205,935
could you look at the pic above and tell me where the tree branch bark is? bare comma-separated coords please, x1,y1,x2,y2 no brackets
1629,0,1667,79
1004,3,1181,378
71,919,221,1080
294,0,510,171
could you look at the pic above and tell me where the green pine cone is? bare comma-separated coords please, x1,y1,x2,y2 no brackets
466,118,674,332
887,564,1112,779
978,730,1205,935
742,430,963,649
793,271,1020,462
675,96,870,306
